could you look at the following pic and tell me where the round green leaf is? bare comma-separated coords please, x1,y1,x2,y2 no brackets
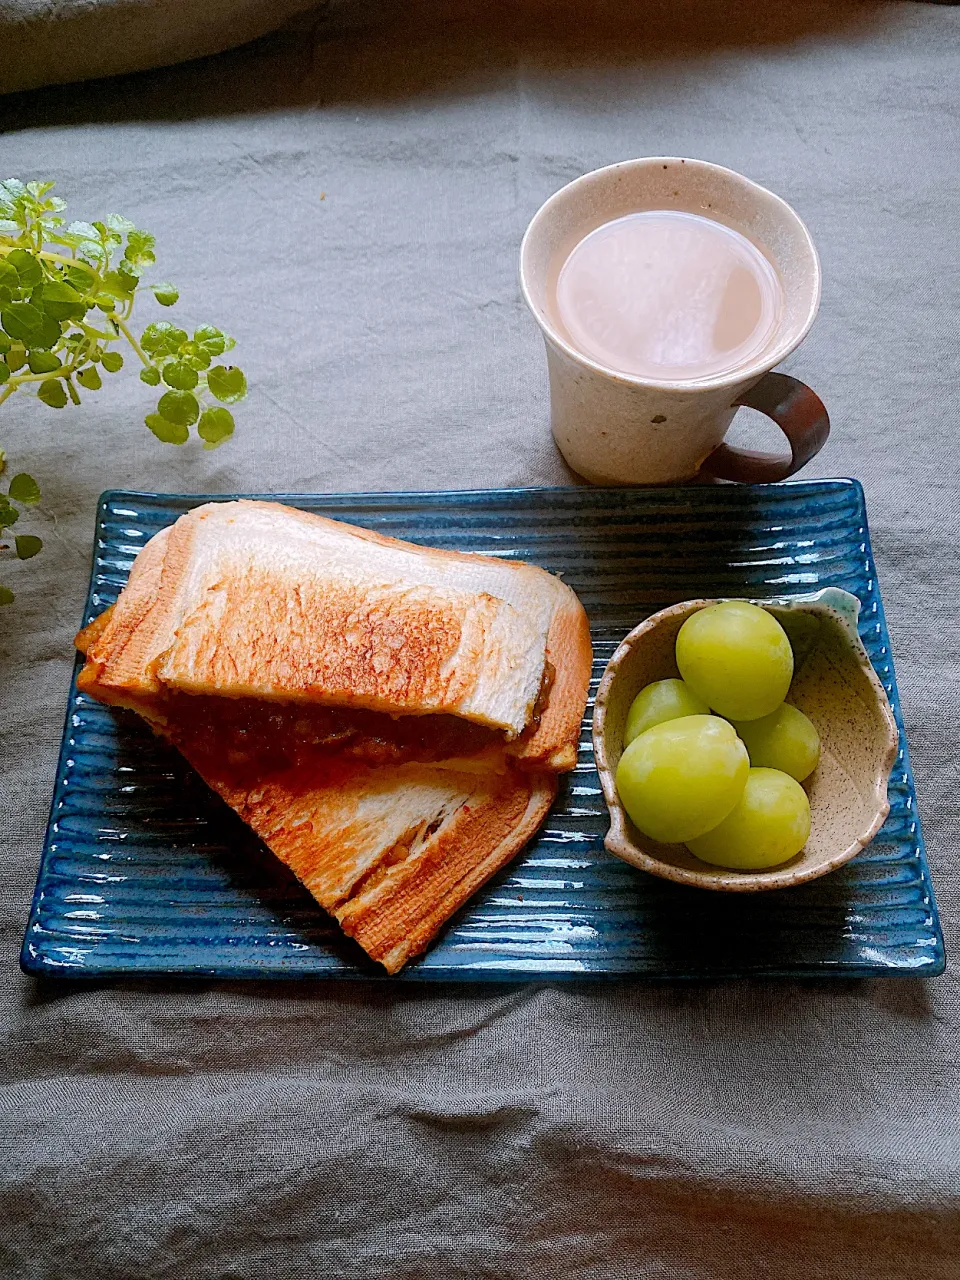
76,365,102,391
140,321,174,354
15,534,42,560
193,325,226,358
77,240,106,266
0,331,10,355
6,249,42,289
116,263,140,291
0,260,19,291
0,586,13,606
65,264,96,290
32,311,62,351
100,270,136,301
0,361,9,386
0,502,19,529
66,220,99,242
124,229,156,268
37,280,86,322
28,350,61,374
8,472,40,504
162,360,199,391
145,412,189,445
100,351,124,373
5,345,26,373
1,301,40,343
182,342,212,371
141,321,187,357
37,378,68,409
157,389,199,426
206,365,247,405
152,282,179,307
139,365,161,386
197,406,235,447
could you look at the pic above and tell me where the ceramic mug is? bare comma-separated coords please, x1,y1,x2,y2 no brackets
519,158,829,485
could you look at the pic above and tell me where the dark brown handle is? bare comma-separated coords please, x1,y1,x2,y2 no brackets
701,372,830,484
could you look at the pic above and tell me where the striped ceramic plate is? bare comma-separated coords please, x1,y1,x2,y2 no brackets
21,481,945,980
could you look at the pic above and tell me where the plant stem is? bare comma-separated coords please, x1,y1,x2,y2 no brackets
0,363,79,395
1,370,55,388
0,245,101,280
115,317,149,367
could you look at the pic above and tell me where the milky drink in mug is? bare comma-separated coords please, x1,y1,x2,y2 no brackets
550,210,784,381
520,159,829,485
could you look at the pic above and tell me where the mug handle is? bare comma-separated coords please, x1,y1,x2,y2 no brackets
701,372,830,484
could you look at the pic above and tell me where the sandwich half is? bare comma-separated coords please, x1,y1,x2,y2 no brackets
78,500,590,770
75,500,592,971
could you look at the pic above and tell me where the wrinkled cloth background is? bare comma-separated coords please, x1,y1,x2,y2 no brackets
2,2,960,1275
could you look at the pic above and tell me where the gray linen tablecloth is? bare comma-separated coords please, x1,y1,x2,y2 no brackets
2,2,959,1275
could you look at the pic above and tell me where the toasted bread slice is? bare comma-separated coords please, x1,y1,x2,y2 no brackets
119,694,555,973
194,754,554,974
79,500,591,769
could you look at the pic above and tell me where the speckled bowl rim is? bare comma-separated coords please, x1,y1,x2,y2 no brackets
592,597,900,892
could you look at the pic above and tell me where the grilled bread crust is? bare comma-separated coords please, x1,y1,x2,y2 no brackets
166,741,556,974
93,687,555,974
78,500,591,767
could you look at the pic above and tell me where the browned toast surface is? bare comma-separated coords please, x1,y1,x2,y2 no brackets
140,693,555,973
80,500,592,767
75,500,591,970
82,501,589,737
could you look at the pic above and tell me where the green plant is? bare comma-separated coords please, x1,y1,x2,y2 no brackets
0,179,247,604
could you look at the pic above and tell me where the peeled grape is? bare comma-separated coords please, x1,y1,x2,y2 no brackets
624,678,711,746
675,600,793,721
685,767,810,870
615,715,749,844
732,703,820,782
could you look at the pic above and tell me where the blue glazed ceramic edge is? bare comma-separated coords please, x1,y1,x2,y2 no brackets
21,644,96,979
20,479,946,982
845,482,945,977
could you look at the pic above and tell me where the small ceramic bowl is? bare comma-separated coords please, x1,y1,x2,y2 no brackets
592,588,899,891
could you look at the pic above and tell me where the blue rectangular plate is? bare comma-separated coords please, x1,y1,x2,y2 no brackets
21,481,945,980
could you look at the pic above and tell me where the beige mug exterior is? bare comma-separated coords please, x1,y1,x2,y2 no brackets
520,158,824,485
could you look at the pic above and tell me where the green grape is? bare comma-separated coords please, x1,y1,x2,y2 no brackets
624,678,710,746
686,767,810,869
675,600,793,721
615,715,748,844
732,703,820,782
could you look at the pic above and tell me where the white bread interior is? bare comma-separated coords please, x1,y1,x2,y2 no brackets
85,500,583,739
